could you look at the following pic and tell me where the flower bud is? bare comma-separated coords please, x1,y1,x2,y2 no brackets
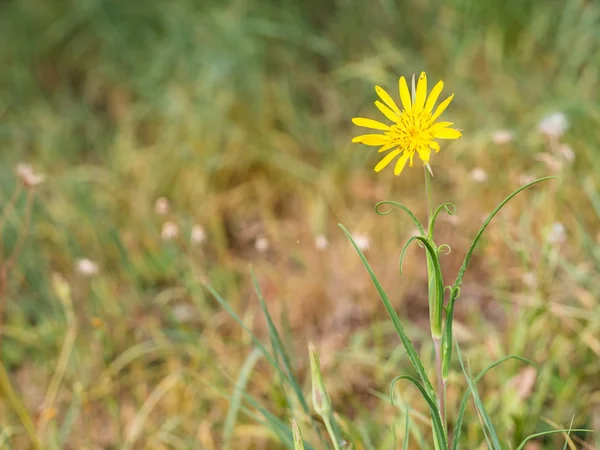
290,418,305,450
51,273,71,306
308,343,331,417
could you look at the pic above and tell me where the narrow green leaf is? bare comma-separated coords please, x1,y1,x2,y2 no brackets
399,235,421,274
203,282,283,373
452,355,536,450
442,177,558,379
442,287,459,379
428,202,456,239
251,269,311,413
404,235,445,337
516,429,593,450
455,344,502,450
402,403,410,450
291,418,306,450
235,390,318,450
562,417,575,450
338,224,436,399
390,375,447,450
207,278,328,448
375,201,426,235
223,348,262,450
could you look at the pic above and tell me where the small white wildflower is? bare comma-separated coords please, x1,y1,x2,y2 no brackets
535,153,562,172
519,174,536,185
161,221,179,240
507,366,537,400
76,258,99,276
315,234,328,250
538,112,569,138
490,129,515,145
558,144,575,162
16,164,45,188
255,236,269,252
547,222,566,245
470,167,488,183
172,303,195,323
154,197,170,215
190,224,206,245
353,234,370,251
522,272,537,288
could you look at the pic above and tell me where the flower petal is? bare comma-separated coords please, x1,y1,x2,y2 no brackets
375,86,401,115
429,141,441,153
434,128,462,139
374,149,402,172
428,121,454,133
353,134,390,146
378,142,398,153
352,117,391,131
375,101,400,122
413,72,427,113
394,151,411,176
430,94,454,122
399,77,412,112
425,80,444,113
417,147,431,164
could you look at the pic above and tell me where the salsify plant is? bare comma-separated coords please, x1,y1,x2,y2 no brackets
295,73,592,449
206,72,594,449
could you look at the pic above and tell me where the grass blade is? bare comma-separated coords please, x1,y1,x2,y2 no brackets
455,344,502,450
225,386,318,450
205,368,318,450
206,279,327,445
452,355,536,450
251,268,310,413
402,403,410,450
516,429,594,450
223,348,262,450
203,282,283,373
562,417,574,450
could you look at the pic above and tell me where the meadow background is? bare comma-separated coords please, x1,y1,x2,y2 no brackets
1,0,600,448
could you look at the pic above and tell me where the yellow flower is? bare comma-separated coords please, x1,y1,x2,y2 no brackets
352,72,462,176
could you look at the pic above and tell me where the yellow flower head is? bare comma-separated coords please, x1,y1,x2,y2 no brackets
352,72,461,176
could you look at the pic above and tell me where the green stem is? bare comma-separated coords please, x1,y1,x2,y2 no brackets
424,167,433,227
433,337,446,434
323,415,342,450
424,167,447,444
0,361,41,449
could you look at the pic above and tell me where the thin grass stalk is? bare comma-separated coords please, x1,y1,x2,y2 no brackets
39,274,78,441
0,181,22,248
0,361,41,449
4,189,35,271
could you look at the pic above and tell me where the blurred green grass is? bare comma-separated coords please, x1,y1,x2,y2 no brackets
0,0,599,448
